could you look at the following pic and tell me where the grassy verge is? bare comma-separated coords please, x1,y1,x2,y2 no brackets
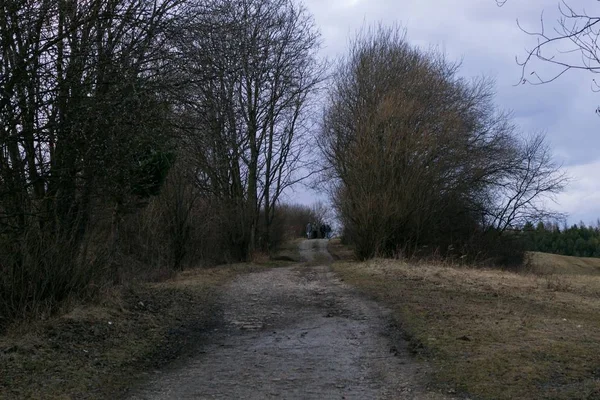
329,240,600,399
528,251,600,276
327,237,356,261
0,261,286,399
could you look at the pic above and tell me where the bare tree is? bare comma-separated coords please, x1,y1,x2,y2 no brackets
497,1,600,89
319,24,567,261
0,0,186,318
486,133,568,232
176,0,324,258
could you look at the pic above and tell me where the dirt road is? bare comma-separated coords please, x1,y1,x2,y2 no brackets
129,240,448,399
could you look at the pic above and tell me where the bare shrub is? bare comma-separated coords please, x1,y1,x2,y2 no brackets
118,168,238,276
319,25,566,264
258,203,319,251
0,223,108,326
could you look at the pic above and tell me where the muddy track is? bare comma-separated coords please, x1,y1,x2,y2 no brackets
129,240,449,399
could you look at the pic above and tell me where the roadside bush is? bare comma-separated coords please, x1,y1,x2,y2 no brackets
319,25,565,266
118,181,236,275
459,230,527,268
0,224,107,327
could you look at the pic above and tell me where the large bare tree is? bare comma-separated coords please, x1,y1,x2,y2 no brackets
175,0,324,258
497,1,600,90
319,25,566,261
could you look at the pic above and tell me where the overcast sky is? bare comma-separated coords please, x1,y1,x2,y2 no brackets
285,0,599,225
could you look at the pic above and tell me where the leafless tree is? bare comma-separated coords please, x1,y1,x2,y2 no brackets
0,0,187,318
175,0,324,258
498,1,600,90
486,132,568,232
319,24,567,261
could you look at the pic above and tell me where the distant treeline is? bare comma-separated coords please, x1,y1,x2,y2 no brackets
521,221,600,258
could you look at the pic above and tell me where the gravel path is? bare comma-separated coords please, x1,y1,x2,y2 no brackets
129,240,449,399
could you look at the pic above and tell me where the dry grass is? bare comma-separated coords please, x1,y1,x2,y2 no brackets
528,251,600,276
327,238,356,261
330,247,600,399
0,262,276,399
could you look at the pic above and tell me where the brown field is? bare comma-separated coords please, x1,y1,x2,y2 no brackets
528,251,600,276
329,240,600,399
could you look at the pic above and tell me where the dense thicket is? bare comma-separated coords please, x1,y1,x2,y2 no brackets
521,221,600,258
262,203,326,248
0,0,185,321
0,0,322,324
319,26,566,262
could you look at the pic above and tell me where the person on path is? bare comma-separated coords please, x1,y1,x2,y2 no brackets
306,222,312,239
